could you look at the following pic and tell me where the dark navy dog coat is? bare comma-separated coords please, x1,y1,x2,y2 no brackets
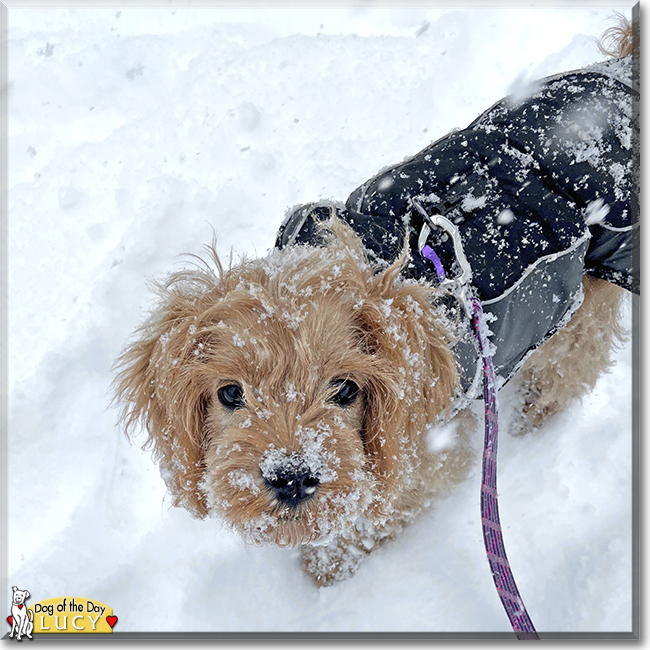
275,57,639,404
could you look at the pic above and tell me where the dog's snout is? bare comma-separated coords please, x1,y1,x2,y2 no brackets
264,466,320,506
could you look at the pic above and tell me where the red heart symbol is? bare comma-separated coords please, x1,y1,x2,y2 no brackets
18,605,23,610
7,616,13,626
106,615,117,629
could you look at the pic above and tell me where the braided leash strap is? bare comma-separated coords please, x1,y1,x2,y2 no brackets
471,297,539,640
417,206,539,638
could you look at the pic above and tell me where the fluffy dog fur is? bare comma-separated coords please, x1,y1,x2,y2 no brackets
115,21,633,586
515,275,627,432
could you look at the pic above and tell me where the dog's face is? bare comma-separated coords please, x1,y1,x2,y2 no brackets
12,587,29,606
115,222,457,546
199,285,376,546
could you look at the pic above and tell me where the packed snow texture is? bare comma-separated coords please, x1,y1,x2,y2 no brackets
6,5,635,635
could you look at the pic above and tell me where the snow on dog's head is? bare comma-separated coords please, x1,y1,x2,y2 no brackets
113,218,458,547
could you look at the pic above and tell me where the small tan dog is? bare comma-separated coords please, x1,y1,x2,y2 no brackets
116,223,476,584
115,24,636,586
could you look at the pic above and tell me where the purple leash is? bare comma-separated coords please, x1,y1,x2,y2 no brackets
421,244,446,282
470,296,539,640
418,215,539,639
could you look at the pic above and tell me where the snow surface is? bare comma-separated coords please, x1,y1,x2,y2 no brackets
5,4,637,640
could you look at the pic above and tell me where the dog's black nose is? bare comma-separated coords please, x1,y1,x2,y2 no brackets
264,467,320,506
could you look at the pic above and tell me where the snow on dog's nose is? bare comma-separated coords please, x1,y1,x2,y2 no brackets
264,464,320,506
261,453,320,506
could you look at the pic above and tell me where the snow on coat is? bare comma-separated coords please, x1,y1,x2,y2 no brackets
276,56,639,405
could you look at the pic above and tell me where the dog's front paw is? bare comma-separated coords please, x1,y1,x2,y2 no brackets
302,536,373,587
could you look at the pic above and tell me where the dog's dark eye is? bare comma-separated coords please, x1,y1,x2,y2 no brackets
217,383,246,411
328,379,360,407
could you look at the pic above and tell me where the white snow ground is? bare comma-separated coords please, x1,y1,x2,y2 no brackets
5,4,637,638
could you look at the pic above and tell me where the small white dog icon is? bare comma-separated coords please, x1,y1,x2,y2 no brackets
9,586,33,641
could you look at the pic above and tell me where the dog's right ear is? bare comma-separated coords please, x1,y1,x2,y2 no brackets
113,287,215,518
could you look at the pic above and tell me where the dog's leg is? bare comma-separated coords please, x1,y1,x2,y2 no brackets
302,531,376,587
513,275,627,433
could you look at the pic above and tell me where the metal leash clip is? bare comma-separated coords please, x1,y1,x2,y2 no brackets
412,198,474,316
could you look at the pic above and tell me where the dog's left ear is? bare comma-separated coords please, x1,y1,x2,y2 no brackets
353,260,458,518
113,290,214,518
370,258,458,416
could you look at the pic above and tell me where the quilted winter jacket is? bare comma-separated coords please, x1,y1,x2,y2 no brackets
275,56,639,404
